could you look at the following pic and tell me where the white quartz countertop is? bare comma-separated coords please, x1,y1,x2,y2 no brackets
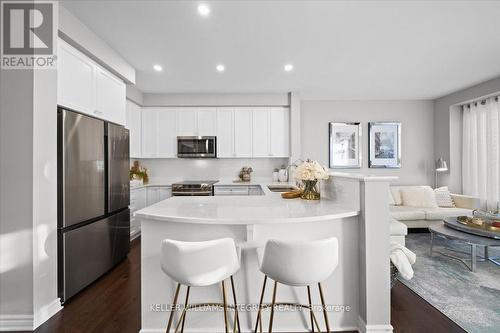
134,182,359,225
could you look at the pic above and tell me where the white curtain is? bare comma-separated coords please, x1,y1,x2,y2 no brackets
462,97,500,211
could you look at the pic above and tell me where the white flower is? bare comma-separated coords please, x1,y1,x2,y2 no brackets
294,160,329,181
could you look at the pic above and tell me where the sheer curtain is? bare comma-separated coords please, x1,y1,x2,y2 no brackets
462,97,500,211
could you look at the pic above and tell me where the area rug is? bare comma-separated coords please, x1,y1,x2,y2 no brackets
400,233,500,333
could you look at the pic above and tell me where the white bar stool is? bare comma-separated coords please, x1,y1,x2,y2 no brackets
161,238,241,333
254,237,339,333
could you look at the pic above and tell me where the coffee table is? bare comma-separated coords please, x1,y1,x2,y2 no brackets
429,221,500,272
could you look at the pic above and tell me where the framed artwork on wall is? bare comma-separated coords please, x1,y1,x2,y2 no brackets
329,122,362,168
368,122,401,168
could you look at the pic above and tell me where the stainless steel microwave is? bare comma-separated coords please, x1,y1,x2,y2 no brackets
177,136,217,158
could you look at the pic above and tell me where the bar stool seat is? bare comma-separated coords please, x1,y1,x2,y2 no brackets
255,237,339,333
161,238,241,333
161,238,240,287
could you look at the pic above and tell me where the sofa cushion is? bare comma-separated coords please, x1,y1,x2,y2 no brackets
400,186,438,208
388,188,396,205
434,186,455,207
390,187,403,205
390,205,426,220
390,219,408,236
424,207,473,220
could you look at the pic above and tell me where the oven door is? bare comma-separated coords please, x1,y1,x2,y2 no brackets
177,136,216,158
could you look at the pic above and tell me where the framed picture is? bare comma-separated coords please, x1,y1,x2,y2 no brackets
329,122,362,168
368,122,401,168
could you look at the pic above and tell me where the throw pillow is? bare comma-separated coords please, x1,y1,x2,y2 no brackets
390,187,403,205
388,188,396,205
400,186,439,208
434,186,455,207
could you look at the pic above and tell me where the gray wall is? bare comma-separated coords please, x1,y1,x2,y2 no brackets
0,70,35,317
434,76,500,192
301,100,435,185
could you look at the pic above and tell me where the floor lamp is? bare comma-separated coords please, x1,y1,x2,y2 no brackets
435,157,448,188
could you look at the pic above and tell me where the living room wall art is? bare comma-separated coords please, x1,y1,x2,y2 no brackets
329,122,362,168
368,122,401,168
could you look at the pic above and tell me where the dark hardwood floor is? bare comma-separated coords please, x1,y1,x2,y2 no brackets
19,237,465,333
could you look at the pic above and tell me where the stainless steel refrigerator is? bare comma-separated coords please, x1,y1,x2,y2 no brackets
57,108,130,303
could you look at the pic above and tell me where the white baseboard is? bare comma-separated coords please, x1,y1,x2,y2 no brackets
130,229,141,241
358,316,393,333
0,298,62,331
0,314,33,331
34,298,63,329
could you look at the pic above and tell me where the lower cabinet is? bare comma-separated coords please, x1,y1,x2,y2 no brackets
214,185,264,196
130,186,171,240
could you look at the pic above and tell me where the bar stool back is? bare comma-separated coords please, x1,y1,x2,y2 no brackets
161,238,241,333
255,237,339,333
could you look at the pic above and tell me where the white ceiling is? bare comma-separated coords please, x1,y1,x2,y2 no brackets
62,0,500,100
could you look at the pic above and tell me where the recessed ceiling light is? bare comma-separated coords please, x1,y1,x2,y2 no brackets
153,64,163,72
198,4,210,17
284,64,293,72
216,64,225,72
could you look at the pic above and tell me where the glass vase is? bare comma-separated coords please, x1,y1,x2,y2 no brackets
301,180,320,200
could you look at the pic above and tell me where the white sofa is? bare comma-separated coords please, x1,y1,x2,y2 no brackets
389,186,480,230
390,217,408,246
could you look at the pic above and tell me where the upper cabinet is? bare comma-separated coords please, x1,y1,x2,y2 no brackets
57,40,95,114
216,109,234,157
95,67,126,125
125,100,142,158
177,108,217,136
141,108,177,158
57,39,126,125
156,109,177,158
269,108,290,157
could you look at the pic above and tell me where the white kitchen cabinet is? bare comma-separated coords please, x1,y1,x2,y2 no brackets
252,109,271,157
197,109,217,136
177,108,217,136
130,187,146,240
57,39,95,114
177,109,198,136
157,109,177,158
126,100,142,158
57,38,126,125
216,109,234,157
141,108,158,158
158,187,172,201
146,187,160,206
95,66,126,125
146,186,171,206
233,109,253,157
269,108,290,157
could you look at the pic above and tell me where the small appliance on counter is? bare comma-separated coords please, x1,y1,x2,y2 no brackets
171,180,219,196
278,165,289,182
238,166,253,182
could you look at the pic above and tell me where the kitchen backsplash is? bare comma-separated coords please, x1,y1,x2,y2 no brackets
131,158,289,183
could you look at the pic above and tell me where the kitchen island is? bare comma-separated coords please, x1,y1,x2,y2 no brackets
135,174,395,333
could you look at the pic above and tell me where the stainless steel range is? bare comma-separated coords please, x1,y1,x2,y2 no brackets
171,180,219,196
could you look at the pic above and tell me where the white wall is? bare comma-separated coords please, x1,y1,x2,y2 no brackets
434,76,500,193
142,93,289,107
301,100,435,185
134,158,288,183
59,5,135,84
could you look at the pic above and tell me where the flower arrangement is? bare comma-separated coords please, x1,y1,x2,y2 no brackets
130,160,149,184
293,159,329,200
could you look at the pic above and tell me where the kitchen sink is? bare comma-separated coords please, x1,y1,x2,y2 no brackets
267,185,298,192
